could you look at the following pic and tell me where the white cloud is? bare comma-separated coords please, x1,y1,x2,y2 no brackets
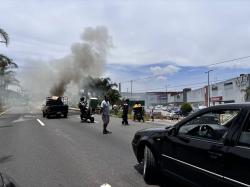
150,65,180,76
1,0,250,80
156,76,166,80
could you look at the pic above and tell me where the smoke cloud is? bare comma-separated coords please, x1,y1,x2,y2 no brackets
50,26,113,96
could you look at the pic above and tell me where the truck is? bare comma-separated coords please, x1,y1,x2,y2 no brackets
42,96,68,118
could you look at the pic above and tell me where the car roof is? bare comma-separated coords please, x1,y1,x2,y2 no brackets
207,103,250,110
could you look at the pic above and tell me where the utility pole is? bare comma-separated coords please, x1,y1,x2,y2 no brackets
165,76,168,105
205,70,213,107
118,83,121,93
130,80,133,96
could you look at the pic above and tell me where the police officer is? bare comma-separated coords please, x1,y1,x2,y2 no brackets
122,99,129,125
78,97,87,121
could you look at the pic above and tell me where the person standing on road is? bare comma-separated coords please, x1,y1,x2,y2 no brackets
101,95,111,134
150,108,154,122
122,99,129,125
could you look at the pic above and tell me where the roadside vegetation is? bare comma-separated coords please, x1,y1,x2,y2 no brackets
82,76,121,108
0,28,19,109
180,102,193,116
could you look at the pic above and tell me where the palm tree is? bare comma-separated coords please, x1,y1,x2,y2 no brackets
82,77,117,97
0,29,18,105
0,28,9,46
0,54,17,68
0,54,18,88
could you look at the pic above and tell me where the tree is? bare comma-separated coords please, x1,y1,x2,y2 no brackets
82,76,117,97
0,54,17,68
0,29,18,106
0,55,18,88
180,102,192,116
81,76,121,107
107,89,121,109
0,28,9,46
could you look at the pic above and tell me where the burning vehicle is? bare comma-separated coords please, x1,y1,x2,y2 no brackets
42,96,68,118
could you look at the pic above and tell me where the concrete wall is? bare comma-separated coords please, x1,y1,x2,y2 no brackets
121,74,250,107
187,87,205,105
210,74,249,104
145,92,167,106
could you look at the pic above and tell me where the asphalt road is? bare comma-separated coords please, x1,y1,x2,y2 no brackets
0,106,174,187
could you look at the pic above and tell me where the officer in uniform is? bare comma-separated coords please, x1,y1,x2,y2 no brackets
122,99,129,125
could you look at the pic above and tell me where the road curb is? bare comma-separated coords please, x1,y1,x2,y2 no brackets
0,108,10,117
69,107,80,111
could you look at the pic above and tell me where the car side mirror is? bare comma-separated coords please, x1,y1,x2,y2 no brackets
167,126,178,136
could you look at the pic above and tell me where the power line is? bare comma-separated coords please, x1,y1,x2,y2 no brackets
119,55,250,84
207,55,250,67
132,79,227,93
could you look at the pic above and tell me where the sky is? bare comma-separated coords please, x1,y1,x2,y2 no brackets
1,0,250,93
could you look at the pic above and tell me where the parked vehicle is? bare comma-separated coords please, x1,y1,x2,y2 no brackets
161,110,179,120
42,96,68,118
132,103,250,186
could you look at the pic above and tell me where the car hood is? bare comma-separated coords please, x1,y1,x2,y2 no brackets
136,125,172,134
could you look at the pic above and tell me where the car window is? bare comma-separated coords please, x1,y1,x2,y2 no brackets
178,110,239,141
238,115,250,147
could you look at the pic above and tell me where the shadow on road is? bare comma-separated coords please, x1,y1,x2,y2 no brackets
0,155,14,164
45,116,67,120
134,163,186,187
0,125,13,128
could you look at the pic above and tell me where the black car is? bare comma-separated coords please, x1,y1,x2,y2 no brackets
132,104,250,187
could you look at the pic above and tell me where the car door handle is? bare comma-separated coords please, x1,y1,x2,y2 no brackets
208,151,223,159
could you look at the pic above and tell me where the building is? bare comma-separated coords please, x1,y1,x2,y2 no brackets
209,74,250,104
121,91,181,106
187,87,206,108
121,74,250,108
187,74,250,107
121,92,146,102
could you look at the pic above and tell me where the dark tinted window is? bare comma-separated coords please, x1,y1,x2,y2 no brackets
179,110,239,141
238,115,250,147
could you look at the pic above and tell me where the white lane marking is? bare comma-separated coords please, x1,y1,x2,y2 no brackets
36,119,45,126
12,116,27,123
100,184,111,187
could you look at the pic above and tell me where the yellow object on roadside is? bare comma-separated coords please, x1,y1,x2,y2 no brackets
133,104,141,108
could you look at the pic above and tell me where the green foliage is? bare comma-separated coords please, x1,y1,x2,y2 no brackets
107,89,121,108
0,29,19,106
0,28,9,46
81,76,121,107
181,102,192,115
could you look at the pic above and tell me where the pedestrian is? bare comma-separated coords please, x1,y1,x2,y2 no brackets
122,99,129,125
150,108,154,122
101,95,111,134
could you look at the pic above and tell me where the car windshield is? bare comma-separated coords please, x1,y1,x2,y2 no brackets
0,1,250,186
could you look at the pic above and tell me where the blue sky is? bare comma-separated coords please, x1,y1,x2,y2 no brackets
1,0,250,93
106,62,250,92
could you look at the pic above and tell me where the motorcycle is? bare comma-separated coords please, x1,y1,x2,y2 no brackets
79,101,94,123
133,106,145,122
80,107,94,123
